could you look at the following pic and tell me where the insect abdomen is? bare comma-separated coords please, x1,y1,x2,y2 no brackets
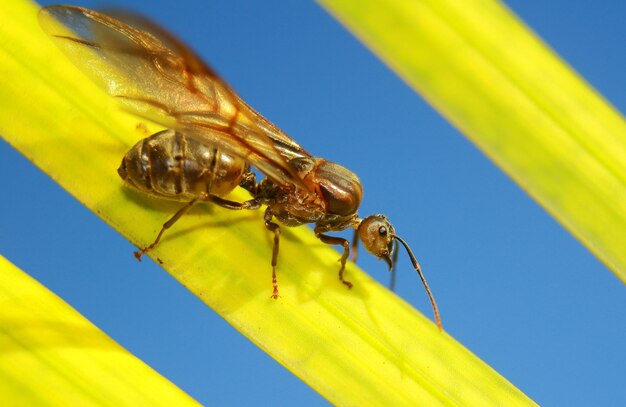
118,129,248,200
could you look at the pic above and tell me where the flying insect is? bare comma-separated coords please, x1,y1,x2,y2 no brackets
39,5,442,330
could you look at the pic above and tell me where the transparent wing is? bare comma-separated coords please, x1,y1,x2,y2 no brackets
38,5,310,187
101,9,311,163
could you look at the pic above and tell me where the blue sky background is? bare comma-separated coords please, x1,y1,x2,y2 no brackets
2,1,626,405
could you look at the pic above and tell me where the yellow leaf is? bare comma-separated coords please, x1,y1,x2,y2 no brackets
319,0,626,283
0,255,198,406
0,0,535,404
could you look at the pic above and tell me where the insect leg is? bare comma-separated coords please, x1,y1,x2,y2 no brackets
134,193,261,261
264,208,281,299
134,195,202,260
202,194,261,210
350,228,359,262
315,232,352,289
389,239,399,291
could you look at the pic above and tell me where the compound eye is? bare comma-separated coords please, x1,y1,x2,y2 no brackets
378,226,387,236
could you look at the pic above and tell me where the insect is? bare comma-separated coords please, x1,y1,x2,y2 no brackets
39,5,442,330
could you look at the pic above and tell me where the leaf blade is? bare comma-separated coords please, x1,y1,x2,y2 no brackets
0,0,535,404
318,0,626,282
0,255,199,406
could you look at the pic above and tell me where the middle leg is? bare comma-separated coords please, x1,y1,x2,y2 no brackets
264,208,281,299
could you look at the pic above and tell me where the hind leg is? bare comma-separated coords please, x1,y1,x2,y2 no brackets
134,192,261,260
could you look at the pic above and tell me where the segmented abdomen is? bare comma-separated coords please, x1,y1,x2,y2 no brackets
118,129,248,200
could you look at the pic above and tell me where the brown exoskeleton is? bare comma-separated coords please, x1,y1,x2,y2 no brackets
40,5,442,330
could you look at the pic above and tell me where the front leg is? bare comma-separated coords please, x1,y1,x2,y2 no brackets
350,228,359,263
315,231,352,289
389,239,399,291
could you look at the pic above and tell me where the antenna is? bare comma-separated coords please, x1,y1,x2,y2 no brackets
394,235,442,331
